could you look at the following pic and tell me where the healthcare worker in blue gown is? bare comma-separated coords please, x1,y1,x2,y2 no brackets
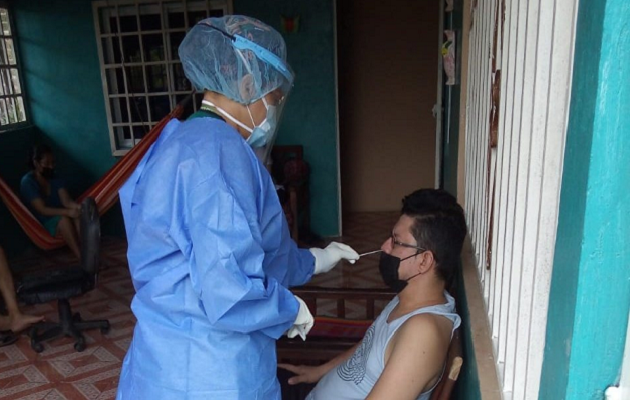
115,15,360,400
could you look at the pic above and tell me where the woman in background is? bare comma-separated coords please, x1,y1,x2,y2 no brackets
20,144,81,259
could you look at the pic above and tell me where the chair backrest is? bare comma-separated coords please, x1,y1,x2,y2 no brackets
271,145,307,185
80,197,101,275
429,328,464,400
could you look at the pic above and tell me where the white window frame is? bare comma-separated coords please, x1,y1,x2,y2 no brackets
93,0,233,156
0,2,28,132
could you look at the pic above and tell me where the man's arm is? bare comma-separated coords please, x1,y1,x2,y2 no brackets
366,314,448,400
278,342,361,385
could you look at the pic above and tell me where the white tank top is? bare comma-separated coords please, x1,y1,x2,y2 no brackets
306,291,460,400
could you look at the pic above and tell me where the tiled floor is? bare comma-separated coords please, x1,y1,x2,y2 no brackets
0,212,399,399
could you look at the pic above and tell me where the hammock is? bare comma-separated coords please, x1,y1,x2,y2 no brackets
0,103,184,250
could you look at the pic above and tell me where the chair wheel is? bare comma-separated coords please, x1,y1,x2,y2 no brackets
28,326,38,338
74,338,86,352
100,325,110,334
73,313,82,322
31,339,44,353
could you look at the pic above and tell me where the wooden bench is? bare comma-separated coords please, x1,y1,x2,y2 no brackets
271,145,309,242
277,286,463,399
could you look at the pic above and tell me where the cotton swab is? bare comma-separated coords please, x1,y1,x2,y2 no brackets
359,249,382,257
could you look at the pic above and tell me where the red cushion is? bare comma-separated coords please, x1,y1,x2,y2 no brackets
308,317,372,340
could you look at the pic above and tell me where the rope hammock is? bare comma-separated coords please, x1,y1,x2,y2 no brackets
0,102,185,250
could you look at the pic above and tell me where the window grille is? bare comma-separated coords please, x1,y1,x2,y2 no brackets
93,0,232,155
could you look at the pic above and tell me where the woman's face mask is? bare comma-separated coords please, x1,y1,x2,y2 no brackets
35,154,56,180
201,96,279,149
245,98,277,148
379,252,423,293
41,167,55,179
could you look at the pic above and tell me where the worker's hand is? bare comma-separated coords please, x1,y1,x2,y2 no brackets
310,242,360,275
278,363,327,385
286,296,314,341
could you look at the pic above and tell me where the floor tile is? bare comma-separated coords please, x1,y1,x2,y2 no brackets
5,212,394,397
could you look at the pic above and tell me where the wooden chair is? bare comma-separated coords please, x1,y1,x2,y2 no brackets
429,328,463,400
271,146,310,242
277,287,464,400
277,287,395,364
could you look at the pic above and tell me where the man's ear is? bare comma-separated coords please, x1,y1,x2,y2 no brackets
419,250,435,274
239,74,256,103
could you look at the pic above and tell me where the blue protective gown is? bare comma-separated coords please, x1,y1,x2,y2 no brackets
116,116,315,399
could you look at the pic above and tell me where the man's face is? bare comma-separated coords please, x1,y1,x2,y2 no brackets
380,215,422,279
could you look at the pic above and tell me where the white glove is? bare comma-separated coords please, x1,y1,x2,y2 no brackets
287,295,314,341
309,242,360,275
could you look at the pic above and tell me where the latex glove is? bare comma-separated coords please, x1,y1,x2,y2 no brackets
287,296,314,341
309,242,360,275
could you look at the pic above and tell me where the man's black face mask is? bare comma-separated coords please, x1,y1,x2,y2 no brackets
378,252,422,293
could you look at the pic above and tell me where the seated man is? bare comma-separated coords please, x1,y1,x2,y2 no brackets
279,189,467,400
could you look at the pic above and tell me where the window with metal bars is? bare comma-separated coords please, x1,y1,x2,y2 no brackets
0,4,27,130
93,0,232,155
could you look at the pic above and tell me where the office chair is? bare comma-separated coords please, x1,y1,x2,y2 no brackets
16,197,110,352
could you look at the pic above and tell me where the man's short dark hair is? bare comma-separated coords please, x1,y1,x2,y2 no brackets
401,189,467,284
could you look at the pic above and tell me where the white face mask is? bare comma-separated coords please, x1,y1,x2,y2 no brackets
201,98,277,148
245,98,277,148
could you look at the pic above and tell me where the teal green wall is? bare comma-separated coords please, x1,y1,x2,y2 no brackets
441,2,462,197
2,0,339,253
0,126,41,257
453,264,482,400
442,3,477,398
540,0,630,398
13,0,117,187
235,0,339,236
10,0,126,243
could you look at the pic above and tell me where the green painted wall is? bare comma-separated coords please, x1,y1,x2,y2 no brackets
540,0,630,398
10,0,126,244
2,0,340,254
0,126,41,257
442,3,476,397
441,2,462,197
453,264,482,400
235,0,339,236
13,0,117,186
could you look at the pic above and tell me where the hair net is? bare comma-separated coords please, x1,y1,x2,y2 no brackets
179,15,294,105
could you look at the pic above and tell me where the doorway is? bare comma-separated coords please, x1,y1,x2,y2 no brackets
337,0,441,216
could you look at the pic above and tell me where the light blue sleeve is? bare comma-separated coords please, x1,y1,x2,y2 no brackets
251,165,314,288
258,200,315,288
187,177,299,339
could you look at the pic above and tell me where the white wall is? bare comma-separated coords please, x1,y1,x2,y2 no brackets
463,0,579,398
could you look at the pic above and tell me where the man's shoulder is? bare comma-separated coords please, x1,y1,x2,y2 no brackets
393,312,453,353
398,313,443,338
